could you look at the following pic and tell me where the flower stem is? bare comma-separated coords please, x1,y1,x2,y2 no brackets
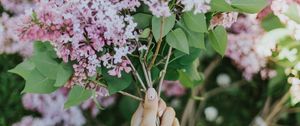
118,91,143,101
92,80,143,101
148,17,165,71
126,56,147,90
158,47,172,97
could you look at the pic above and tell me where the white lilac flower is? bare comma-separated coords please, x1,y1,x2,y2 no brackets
290,82,300,105
288,77,300,85
204,106,218,122
295,62,300,70
271,0,300,40
278,48,298,62
254,116,267,126
216,73,231,87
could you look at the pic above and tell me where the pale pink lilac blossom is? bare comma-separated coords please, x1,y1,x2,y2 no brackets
15,89,86,126
162,80,186,97
210,12,238,29
226,15,276,80
81,95,116,117
0,0,37,14
143,0,171,17
0,13,33,57
16,0,138,88
181,0,211,14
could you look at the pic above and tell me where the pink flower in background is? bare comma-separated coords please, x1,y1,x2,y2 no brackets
0,13,33,57
81,95,117,117
162,80,186,97
0,0,37,14
226,15,276,80
14,88,116,126
17,89,86,126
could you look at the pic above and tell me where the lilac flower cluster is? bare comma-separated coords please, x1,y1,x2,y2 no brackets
143,0,171,17
0,13,33,57
0,0,37,14
209,12,238,29
181,0,211,14
13,88,116,126
162,80,186,97
226,15,276,80
0,0,35,57
16,0,140,87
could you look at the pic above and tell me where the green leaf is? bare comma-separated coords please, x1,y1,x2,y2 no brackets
8,41,60,94
184,60,203,84
178,70,194,88
31,54,59,80
231,0,268,13
261,13,285,31
133,13,152,29
285,4,300,24
64,86,92,108
31,42,60,79
33,41,57,59
183,11,207,33
152,14,176,41
166,28,189,54
187,32,205,49
119,96,139,120
151,67,160,81
54,62,73,87
267,68,289,97
103,72,133,94
169,48,201,69
210,0,237,12
139,28,151,38
9,60,35,79
208,26,228,56
22,69,57,94
165,69,179,80
176,21,205,49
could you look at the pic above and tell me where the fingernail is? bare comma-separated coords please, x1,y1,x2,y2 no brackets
147,88,157,101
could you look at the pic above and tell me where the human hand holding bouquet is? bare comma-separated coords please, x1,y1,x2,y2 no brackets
131,88,180,126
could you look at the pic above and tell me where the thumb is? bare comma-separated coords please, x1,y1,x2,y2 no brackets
141,88,159,126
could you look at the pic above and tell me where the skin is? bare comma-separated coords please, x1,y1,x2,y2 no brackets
131,88,180,126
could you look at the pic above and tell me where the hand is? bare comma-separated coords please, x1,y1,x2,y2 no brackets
131,88,180,126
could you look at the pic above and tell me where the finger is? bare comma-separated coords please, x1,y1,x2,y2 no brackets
131,103,143,126
158,99,167,117
172,118,180,126
161,107,176,126
141,88,159,126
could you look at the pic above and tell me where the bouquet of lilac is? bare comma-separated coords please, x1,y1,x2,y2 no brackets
8,0,268,124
